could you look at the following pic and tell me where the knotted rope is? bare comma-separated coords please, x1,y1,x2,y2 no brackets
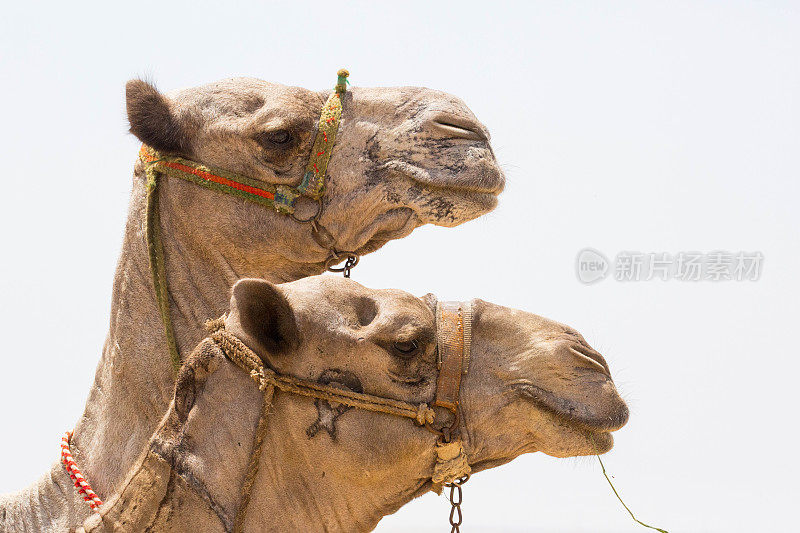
206,321,436,426
431,440,471,495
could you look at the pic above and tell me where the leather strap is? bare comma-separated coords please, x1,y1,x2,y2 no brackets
432,301,473,440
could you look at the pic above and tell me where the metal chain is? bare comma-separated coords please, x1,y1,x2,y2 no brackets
342,255,358,278
445,475,469,532
325,251,360,278
308,210,360,279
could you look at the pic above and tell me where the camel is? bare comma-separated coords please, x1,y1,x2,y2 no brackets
0,276,628,532
67,74,505,507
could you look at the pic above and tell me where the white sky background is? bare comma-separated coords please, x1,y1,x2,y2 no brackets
0,1,797,531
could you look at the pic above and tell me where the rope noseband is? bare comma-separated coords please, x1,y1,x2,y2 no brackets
143,69,358,372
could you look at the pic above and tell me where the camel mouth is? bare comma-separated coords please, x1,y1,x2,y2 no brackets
512,382,630,433
436,163,505,196
456,190,500,214
419,188,500,229
379,159,505,197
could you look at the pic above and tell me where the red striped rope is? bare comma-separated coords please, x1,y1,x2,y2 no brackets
60,431,103,513
158,160,277,201
139,147,278,202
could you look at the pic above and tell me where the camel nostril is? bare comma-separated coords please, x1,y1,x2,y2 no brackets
569,344,611,376
430,114,488,141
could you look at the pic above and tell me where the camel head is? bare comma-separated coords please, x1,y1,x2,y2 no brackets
125,77,504,270
155,276,628,530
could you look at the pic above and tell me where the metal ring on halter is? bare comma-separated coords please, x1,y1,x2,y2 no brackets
424,402,460,442
293,201,360,278
449,474,470,487
290,197,323,224
325,250,359,272
424,420,446,439
325,251,360,277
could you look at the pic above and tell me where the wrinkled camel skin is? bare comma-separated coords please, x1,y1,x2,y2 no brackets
13,76,504,522
1,276,628,532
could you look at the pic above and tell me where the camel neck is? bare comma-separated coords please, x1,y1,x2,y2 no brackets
69,167,325,506
0,463,92,532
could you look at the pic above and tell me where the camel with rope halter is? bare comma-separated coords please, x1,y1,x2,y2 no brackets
0,275,628,531
44,68,505,523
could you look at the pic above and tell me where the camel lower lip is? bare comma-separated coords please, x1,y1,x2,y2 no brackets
423,179,504,198
467,191,499,211
441,174,505,196
513,382,628,432
381,159,505,196
588,431,614,454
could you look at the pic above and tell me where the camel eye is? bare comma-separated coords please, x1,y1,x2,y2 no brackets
393,340,419,356
268,130,292,145
254,129,293,148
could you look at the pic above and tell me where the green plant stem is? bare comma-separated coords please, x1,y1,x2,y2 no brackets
590,436,669,533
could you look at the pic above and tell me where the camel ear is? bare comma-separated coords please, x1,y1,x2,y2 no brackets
228,279,300,360
126,79,189,154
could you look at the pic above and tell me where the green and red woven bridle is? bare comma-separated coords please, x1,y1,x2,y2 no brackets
142,69,356,372
140,70,347,215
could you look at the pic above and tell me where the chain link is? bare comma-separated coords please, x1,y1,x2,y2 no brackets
445,475,469,532
325,251,360,278
342,255,357,278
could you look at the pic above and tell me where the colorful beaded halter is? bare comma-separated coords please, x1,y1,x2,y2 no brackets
139,69,349,216
141,69,355,372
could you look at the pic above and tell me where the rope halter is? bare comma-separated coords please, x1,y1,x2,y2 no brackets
208,300,474,530
61,299,475,529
